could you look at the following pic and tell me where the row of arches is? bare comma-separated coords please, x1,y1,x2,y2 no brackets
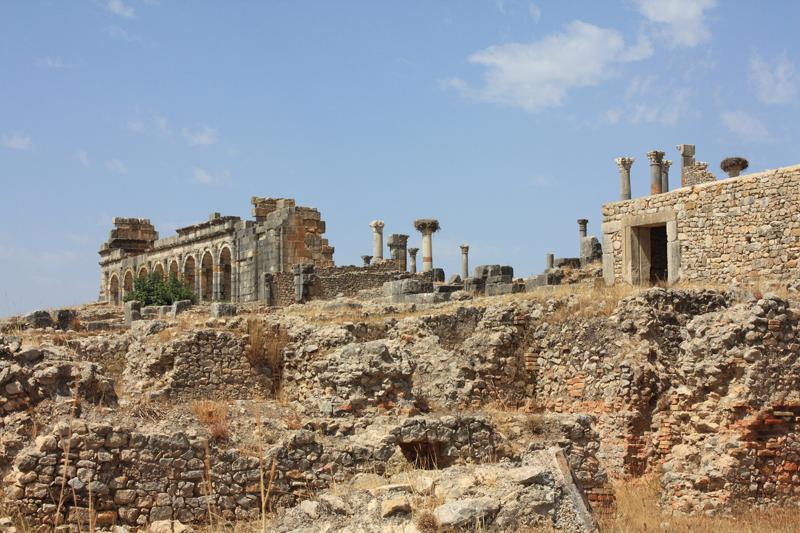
107,246,233,306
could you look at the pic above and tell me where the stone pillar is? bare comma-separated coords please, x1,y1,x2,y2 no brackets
369,220,385,262
661,160,672,193
646,150,665,195
212,265,222,301
676,144,696,187
413,219,440,273
408,248,419,274
387,234,409,270
545,253,554,270
720,157,749,178
361,255,372,267
578,219,588,238
615,157,634,201
460,245,469,280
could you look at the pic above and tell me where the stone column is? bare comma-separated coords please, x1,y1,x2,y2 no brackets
413,219,440,273
676,144,696,187
361,255,372,267
646,150,665,195
369,220,385,262
387,234,409,270
460,245,469,280
408,248,419,274
578,219,588,238
720,157,749,178
615,157,634,201
545,253,554,270
212,265,222,301
661,160,672,193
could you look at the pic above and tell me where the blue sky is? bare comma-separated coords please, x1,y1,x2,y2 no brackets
1,1,799,316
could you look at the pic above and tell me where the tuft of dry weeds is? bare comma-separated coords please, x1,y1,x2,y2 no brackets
190,400,229,441
245,318,287,397
598,474,800,533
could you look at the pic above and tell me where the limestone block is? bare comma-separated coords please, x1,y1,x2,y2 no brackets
667,242,681,284
210,303,237,318
24,310,54,329
124,301,141,326
170,300,192,318
603,253,615,286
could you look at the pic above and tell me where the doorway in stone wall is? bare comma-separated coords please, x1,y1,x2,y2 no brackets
629,223,668,285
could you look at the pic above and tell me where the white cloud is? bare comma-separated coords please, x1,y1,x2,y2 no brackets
106,25,141,42
604,109,622,125
105,159,128,174
634,0,716,48
36,57,73,69
193,167,230,185
749,51,797,105
445,21,651,113
1,132,33,150
182,125,218,146
128,112,170,135
76,150,91,167
630,87,691,126
721,110,769,141
105,0,135,18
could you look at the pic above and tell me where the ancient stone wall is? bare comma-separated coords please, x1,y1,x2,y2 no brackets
99,198,335,306
602,164,800,285
122,328,272,400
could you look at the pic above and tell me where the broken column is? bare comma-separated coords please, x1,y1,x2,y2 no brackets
361,255,372,267
408,248,418,274
413,219,440,273
578,219,602,267
647,150,665,195
661,159,672,193
676,144,696,187
578,219,588,239
369,220,385,262
546,253,554,270
460,245,469,280
615,157,634,201
387,234,409,270
720,157,749,178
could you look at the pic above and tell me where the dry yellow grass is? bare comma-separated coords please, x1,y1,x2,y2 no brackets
190,399,229,441
598,474,800,533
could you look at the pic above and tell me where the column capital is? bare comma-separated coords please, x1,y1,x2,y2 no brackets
407,247,419,255
413,219,440,234
369,219,385,232
662,159,673,171
615,156,634,171
460,244,469,253
646,150,665,165
577,218,588,226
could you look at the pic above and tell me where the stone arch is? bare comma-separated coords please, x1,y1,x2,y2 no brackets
183,255,197,292
153,262,165,279
138,265,149,279
109,274,120,305
169,259,180,279
219,246,233,301
123,270,134,298
200,251,213,302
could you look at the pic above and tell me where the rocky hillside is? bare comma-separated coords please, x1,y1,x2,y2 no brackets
1,283,799,532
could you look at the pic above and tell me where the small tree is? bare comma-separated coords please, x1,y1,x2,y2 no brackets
124,272,196,306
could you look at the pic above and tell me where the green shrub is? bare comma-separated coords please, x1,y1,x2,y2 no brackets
123,272,197,306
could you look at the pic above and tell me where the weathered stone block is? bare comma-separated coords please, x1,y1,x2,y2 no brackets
210,302,237,317
124,301,141,326
25,310,54,329
170,300,192,318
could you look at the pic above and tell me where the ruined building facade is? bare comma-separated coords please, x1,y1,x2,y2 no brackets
99,197,334,305
603,144,800,286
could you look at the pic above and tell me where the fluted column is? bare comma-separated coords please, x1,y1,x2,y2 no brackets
646,150,665,195
369,220,385,262
413,219,440,273
615,157,634,201
460,245,469,280
408,248,419,274
661,160,672,193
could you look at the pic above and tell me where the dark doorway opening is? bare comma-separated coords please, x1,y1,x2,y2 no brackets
649,225,667,283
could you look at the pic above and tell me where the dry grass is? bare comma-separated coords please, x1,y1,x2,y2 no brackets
245,318,287,397
190,400,229,441
598,474,800,533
